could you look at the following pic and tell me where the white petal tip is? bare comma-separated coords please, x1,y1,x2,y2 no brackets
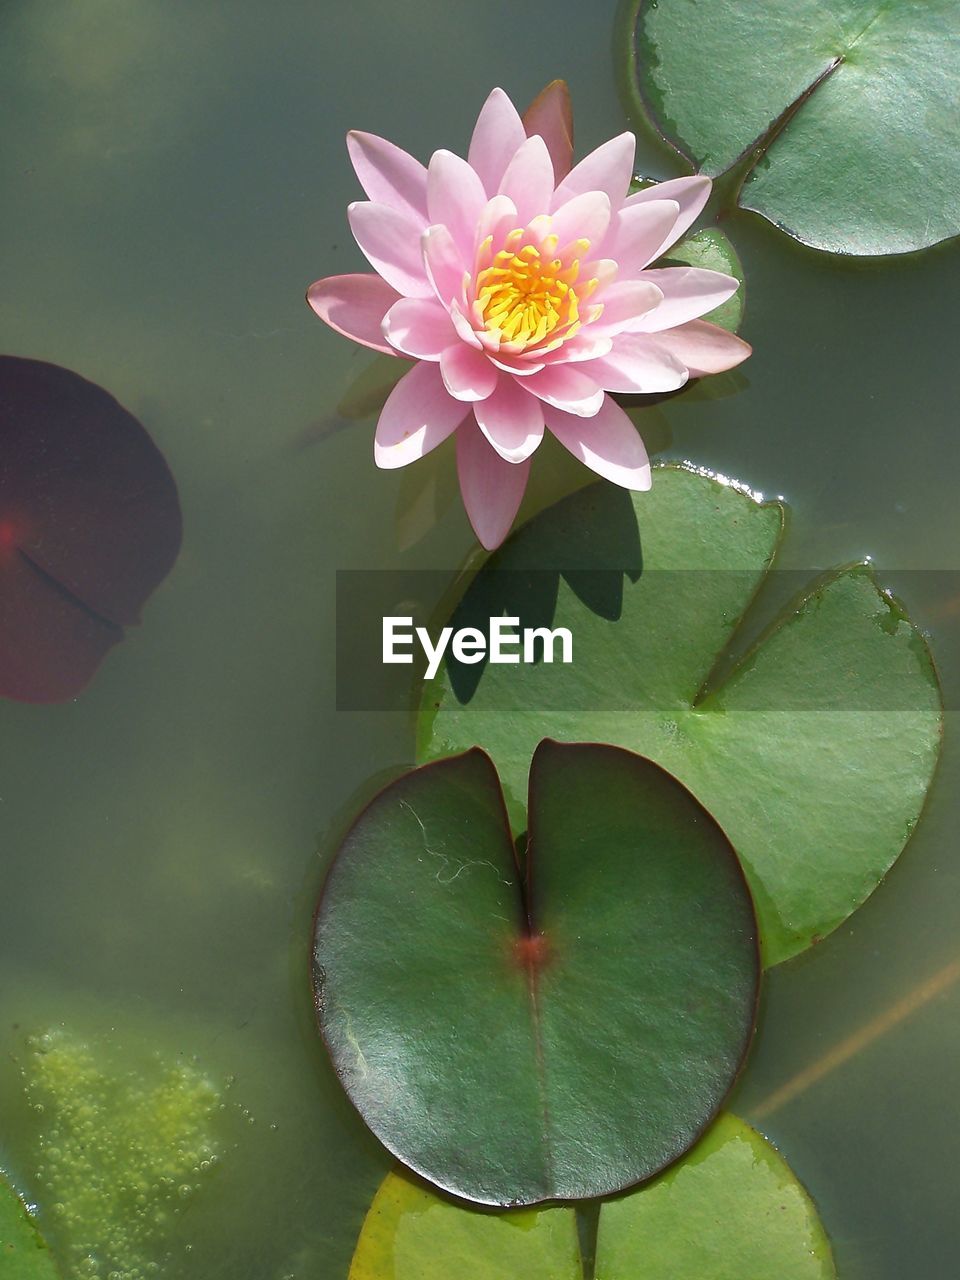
373,447,409,470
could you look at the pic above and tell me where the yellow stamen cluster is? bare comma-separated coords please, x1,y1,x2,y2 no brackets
474,229,596,350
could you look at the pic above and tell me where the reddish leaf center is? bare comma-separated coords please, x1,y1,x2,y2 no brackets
513,931,552,972
0,519,19,554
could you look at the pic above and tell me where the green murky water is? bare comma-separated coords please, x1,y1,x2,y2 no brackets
1,1,958,1276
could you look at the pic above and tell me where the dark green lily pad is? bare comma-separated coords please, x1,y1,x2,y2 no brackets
0,1176,59,1278
348,1114,834,1279
313,740,759,1206
619,0,960,254
418,466,942,966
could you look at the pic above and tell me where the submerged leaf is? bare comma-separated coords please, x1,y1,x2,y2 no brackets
0,357,181,702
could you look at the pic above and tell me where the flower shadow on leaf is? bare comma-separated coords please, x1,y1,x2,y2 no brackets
445,486,643,703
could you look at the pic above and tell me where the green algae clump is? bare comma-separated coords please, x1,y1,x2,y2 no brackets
24,1029,222,1280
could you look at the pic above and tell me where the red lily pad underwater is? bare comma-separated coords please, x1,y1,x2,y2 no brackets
0,356,181,702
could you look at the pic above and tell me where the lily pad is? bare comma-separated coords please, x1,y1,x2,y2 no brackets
418,466,942,966
662,228,744,334
313,740,759,1206
619,0,960,254
0,1176,59,1278
349,1115,834,1279
0,356,181,702
348,1170,580,1280
596,1114,835,1278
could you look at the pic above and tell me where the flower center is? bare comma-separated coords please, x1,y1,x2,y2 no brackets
474,230,590,349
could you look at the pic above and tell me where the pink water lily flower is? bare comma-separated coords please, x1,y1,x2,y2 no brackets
308,82,750,549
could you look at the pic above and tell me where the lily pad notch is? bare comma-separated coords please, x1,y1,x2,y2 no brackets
313,739,760,1206
349,1113,837,1280
417,466,943,967
617,0,960,254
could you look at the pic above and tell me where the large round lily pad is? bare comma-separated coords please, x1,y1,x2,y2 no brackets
313,741,759,1206
0,1175,60,1278
0,356,181,702
348,1115,834,1279
418,466,942,966
619,0,960,254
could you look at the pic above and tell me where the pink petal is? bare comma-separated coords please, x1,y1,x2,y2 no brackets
543,398,652,490
604,199,681,272
306,273,401,355
498,135,556,225
581,333,689,393
450,300,483,350
473,375,545,462
633,267,740,332
382,297,456,359
427,149,488,259
488,353,545,376
346,132,429,225
475,194,520,252
588,280,664,335
422,225,467,306
653,319,752,375
625,175,712,258
374,361,469,469
552,132,636,210
348,201,433,298
522,364,605,417
522,80,574,183
457,421,531,550
539,332,613,364
580,257,620,294
550,191,612,253
440,344,498,401
468,87,527,196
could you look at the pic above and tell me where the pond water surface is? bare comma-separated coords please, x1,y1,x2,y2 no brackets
1,1,958,1277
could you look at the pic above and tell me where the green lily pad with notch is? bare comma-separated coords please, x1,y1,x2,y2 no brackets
417,466,942,967
348,1114,834,1279
313,740,759,1206
0,1176,60,1278
618,0,960,254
